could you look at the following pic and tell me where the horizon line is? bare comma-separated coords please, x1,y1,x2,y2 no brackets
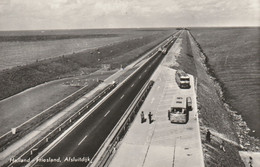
0,25,259,32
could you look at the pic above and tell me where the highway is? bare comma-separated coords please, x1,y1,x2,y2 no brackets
26,37,177,167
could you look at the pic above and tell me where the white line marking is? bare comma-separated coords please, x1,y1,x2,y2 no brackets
104,110,111,117
144,69,147,72
120,94,125,99
139,76,142,79
78,135,88,145
131,83,135,87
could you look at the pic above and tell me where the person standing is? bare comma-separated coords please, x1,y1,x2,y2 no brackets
141,111,144,123
220,140,226,152
249,156,253,167
148,112,153,124
206,129,211,143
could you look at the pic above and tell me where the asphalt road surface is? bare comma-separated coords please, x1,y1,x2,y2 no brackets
27,39,176,167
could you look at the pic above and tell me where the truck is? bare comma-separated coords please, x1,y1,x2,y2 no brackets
175,70,190,89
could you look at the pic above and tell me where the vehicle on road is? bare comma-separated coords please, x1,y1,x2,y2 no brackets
162,47,168,55
175,70,190,89
169,96,189,123
158,41,170,55
158,46,167,55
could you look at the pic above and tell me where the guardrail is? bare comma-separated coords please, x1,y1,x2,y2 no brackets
90,80,155,167
5,83,117,167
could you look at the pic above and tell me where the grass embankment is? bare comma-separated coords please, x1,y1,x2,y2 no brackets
0,30,173,101
177,30,245,167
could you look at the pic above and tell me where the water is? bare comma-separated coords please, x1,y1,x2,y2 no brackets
0,28,171,71
191,27,260,138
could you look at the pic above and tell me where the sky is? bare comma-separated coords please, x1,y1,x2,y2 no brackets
0,0,259,30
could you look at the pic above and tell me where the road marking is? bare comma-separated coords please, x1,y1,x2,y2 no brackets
120,94,125,99
144,69,147,72
131,83,135,87
139,76,142,79
78,135,88,146
104,110,111,117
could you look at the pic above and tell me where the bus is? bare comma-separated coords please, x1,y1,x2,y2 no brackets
169,96,189,123
175,70,190,89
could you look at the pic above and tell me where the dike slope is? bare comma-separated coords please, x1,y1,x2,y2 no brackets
178,30,247,167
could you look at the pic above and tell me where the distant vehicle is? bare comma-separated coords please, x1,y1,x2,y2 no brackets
169,96,189,123
158,46,168,55
175,70,190,89
162,47,168,54
158,47,163,53
176,28,188,30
